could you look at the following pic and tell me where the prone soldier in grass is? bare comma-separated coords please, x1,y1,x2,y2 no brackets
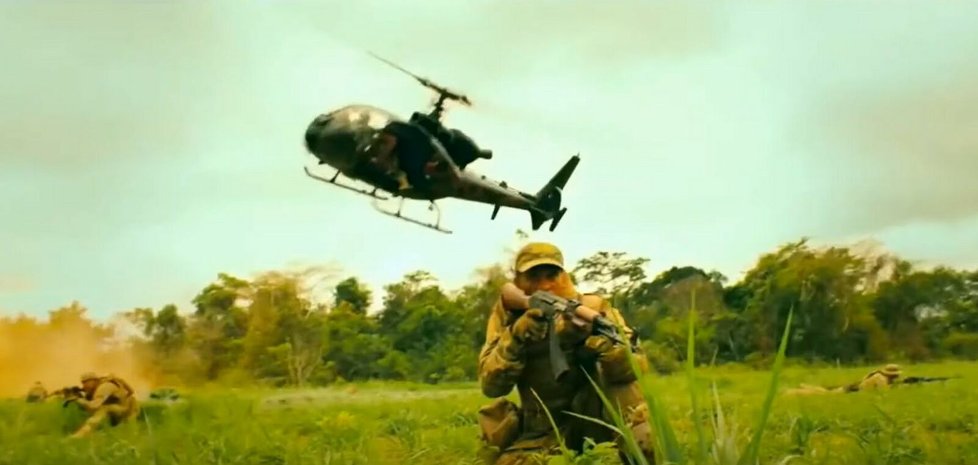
787,363,908,395
477,242,656,464
25,381,47,403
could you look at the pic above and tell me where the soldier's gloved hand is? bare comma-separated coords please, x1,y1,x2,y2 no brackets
555,313,592,345
584,334,640,384
584,334,616,355
511,308,548,343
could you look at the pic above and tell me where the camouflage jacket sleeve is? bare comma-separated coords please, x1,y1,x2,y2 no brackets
585,295,649,386
477,298,525,398
75,382,120,411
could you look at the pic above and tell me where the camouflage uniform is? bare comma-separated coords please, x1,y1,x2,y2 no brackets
477,243,656,465
852,364,901,391
786,364,903,396
70,372,140,438
25,382,47,403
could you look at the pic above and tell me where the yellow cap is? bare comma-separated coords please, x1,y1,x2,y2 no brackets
881,364,901,376
80,372,98,382
515,242,564,273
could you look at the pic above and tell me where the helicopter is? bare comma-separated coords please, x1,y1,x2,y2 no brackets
302,52,580,234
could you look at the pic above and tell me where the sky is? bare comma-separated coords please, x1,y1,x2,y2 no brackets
2,1,977,320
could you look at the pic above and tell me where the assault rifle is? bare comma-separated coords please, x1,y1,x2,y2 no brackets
48,386,85,407
48,385,84,399
899,376,960,385
499,282,625,381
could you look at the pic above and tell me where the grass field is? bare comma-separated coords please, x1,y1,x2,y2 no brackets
1,361,976,465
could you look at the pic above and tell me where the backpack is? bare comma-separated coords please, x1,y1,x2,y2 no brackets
99,376,135,399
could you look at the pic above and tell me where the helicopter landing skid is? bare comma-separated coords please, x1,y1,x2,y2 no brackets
304,166,389,200
371,198,453,234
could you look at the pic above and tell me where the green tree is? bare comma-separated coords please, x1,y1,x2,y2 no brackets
872,265,964,359
188,273,250,380
573,251,650,323
573,251,650,296
738,239,886,362
378,270,438,338
122,304,192,383
334,277,372,315
627,267,726,364
453,263,509,350
321,303,390,380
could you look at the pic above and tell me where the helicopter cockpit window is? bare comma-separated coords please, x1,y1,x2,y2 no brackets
330,105,396,130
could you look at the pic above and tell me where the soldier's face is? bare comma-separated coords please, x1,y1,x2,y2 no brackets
525,264,561,282
82,379,97,393
517,265,575,298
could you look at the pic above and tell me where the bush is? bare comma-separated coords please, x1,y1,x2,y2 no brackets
641,340,681,374
942,332,978,359
744,351,774,370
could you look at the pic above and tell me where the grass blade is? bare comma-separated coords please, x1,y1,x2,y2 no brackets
564,410,624,436
737,308,794,465
618,320,686,465
710,382,739,465
685,290,708,464
581,369,649,465
528,388,574,461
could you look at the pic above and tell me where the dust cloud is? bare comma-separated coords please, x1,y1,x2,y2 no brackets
0,305,159,398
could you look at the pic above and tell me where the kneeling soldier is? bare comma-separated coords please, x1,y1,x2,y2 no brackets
69,372,140,438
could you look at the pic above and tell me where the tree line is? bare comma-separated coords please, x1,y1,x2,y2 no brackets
6,236,977,387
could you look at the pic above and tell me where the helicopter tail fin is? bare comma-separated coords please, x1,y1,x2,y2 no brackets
529,154,580,231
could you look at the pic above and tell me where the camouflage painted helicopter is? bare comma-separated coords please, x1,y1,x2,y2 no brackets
302,52,579,234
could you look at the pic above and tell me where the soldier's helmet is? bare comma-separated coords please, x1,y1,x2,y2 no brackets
80,372,98,383
881,364,901,377
514,242,565,273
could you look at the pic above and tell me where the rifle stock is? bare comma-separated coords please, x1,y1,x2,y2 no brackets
499,282,532,310
500,282,625,380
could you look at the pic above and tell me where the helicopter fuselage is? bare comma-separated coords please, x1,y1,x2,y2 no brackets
304,104,537,209
302,52,578,233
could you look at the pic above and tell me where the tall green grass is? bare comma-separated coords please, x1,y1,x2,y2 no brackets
5,307,978,465
3,359,976,465
555,292,796,465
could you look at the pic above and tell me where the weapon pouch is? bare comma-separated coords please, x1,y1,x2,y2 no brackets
477,397,520,450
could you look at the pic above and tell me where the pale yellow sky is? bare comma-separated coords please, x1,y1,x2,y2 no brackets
2,1,977,318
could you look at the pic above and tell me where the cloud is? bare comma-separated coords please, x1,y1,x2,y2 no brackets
813,67,978,234
277,1,723,69
824,215,978,274
3,2,977,319
0,3,256,171
0,274,34,293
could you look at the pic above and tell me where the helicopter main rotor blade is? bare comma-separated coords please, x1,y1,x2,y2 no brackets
367,51,429,86
366,51,472,106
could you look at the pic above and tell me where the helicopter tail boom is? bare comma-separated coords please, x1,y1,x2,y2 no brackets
529,154,580,231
